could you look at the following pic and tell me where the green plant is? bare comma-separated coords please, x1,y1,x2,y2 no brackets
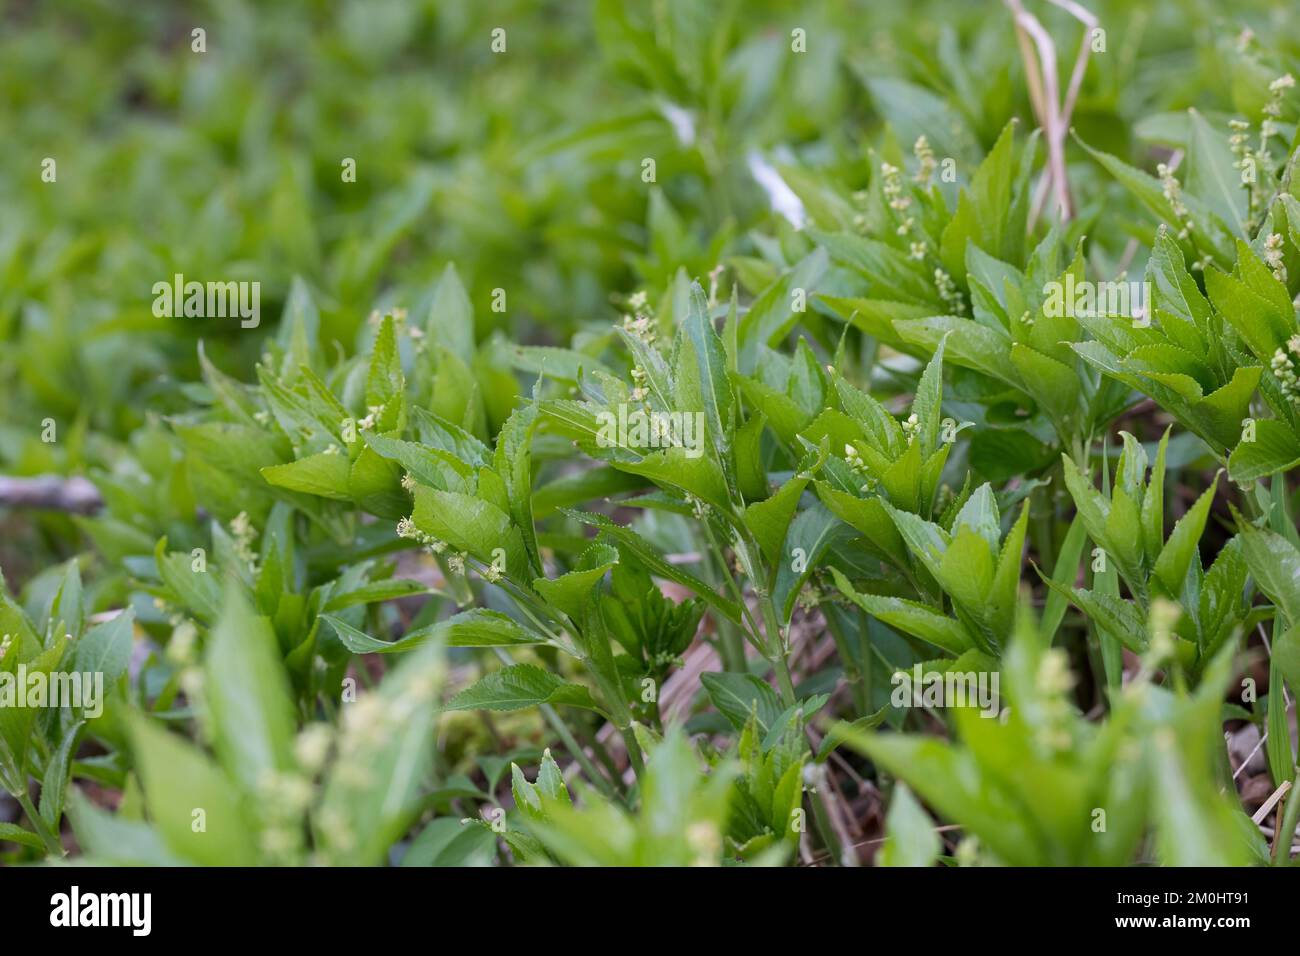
4,0,1300,872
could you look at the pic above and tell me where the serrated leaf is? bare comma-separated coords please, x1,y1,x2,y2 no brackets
324,608,543,654
700,671,784,736
261,452,352,500
446,663,601,714
73,608,134,686
831,568,972,655
682,280,733,451
1229,419,1300,483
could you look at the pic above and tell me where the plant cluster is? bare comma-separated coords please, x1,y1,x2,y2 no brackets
3,0,1300,867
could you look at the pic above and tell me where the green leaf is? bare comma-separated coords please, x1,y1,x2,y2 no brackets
1229,419,1300,483
128,715,259,865
347,446,407,519
682,280,733,451
494,405,543,572
840,726,1040,866
565,510,743,623
400,817,497,867
879,783,938,867
446,663,602,714
1060,455,1111,553
989,504,1030,638
318,642,445,865
1039,515,1086,645
512,748,573,826
362,432,475,494
49,560,84,637
737,248,830,367
532,543,619,621
622,447,731,513
73,608,134,686
882,503,950,582
67,790,184,865
911,336,947,454
963,120,1023,266
1149,720,1256,867
736,373,815,449
39,719,83,830
1204,266,1285,363
743,475,809,567
859,75,978,170
700,671,784,735
324,608,543,654
949,482,1000,553
423,262,475,364
366,313,405,414
1239,524,1300,626
831,568,972,655
154,539,222,624
1186,109,1247,237
1148,230,1212,336
503,343,613,383
815,482,907,567
1063,587,1147,654
411,407,491,467
203,589,296,794
814,709,889,762
1267,650,1295,787
1274,622,1300,698
0,639,65,794
896,316,1016,385
261,452,352,500
1076,134,1201,246
1140,428,1171,563
322,578,431,612
1152,476,1218,597
937,526,995,622
773,502,847,622
0,822,46,850
410,485,527,573
833,375,903,454
1010,344,1079,429
1193,366,1262,453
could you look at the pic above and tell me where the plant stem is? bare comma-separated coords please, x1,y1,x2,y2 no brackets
488,648,616,799
1273,771,1300,865
15,790,64,857
618,725,645,779
700,519,764,648
716,621,747,673
578,724,624,788
698,525,749,671
825,604,871,717
773,653,798,706
539,702,618,799
758,591,797,706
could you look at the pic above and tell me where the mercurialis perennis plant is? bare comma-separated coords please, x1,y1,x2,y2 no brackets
2,0,1300,874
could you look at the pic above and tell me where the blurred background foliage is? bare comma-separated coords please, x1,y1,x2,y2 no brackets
2,0,1298,577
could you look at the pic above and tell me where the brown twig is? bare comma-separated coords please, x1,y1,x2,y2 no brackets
1006,0,1099,227
0,474,103,514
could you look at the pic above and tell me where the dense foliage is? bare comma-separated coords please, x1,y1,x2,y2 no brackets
2,0,1300,867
